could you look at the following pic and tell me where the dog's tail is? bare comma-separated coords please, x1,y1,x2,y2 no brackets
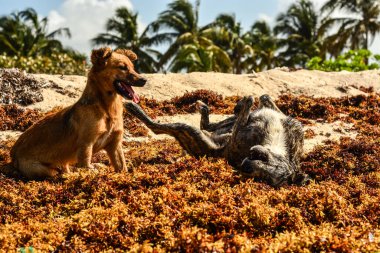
125,102,155,126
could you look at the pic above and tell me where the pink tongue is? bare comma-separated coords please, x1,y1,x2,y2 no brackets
125,85,140,103
132,93,140,103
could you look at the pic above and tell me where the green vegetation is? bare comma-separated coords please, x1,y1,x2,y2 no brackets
1,0,379,73
0,0,380,74
93,0,380,73
151,0,232,72
274,0,326,68
0,8,86,75
246,20,279,72
0,53,86,75
307,49,380,72
0,8,70,57
322,0,380,54
91,7,161,73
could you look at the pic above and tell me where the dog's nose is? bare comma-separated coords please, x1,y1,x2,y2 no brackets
259,94,271,102
249,145,269,162
240,158,254,174
136,77,147,87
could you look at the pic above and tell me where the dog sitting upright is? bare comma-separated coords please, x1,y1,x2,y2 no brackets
11,47,146,179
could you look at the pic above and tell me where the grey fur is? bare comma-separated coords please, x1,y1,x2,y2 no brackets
125,95,310,187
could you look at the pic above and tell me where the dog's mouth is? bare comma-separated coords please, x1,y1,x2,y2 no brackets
114,80,140,103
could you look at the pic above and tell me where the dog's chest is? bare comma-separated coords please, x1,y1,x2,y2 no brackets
94,118,120,150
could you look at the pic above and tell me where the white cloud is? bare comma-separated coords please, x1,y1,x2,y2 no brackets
47,0,134,55
370,36,380,55
258,13,273,25
48,10,67,30
277,0,328,12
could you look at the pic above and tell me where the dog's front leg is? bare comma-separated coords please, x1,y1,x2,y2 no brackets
77,144,94,169
105,132,126,172
108,143,127,172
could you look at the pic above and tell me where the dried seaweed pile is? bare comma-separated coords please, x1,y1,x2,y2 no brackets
0,137,379,251
136,90,379,124
0,68,48,105
0,91,379,251
0,105,42,131
137,89,240,116
134,91,380,135
276,93,380,123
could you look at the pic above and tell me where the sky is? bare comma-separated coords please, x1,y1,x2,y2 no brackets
0,0,379,57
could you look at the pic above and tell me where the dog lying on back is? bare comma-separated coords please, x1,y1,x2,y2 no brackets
11,47,146,179
126,95,310,187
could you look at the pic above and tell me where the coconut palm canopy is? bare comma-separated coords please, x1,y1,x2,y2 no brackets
91,7,162,73
0,8,71,57
0,0,379,73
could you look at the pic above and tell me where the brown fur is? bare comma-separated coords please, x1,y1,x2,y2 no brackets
11,47,146,179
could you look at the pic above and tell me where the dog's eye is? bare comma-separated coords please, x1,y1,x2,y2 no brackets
118,66,128,70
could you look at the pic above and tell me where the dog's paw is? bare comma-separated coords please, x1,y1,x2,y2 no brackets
196,100,209,113
245,96,254,107
77,163,95,170
113,166,133,173
92,163,108,171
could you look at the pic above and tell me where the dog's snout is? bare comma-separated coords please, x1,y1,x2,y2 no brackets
136,77,147,87
127,73,147,87
259,94,270,102
241,158,254,174
250,145,269,162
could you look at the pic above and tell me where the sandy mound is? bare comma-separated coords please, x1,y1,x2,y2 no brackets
1,68,379,150
30,68,380,111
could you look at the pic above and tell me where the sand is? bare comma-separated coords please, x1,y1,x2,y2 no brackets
29,68,380,111
2,68,379,151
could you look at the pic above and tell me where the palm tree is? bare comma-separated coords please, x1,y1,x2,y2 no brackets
322,0,380,55
245,20,279,71
150,0,231,72
170,42,231,72
274,0,327,67
92,7,161,73
209,14,253,74
0,8,70,57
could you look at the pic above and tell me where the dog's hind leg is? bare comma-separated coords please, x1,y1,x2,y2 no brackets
126,103,224,157
258,94,283,114
196,100,212,130
61,164,70,173
196,100,236,132
231,96,254,135
17,159,60,179
77,145,94,169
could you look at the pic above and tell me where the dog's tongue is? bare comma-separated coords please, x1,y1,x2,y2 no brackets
125,85,140,103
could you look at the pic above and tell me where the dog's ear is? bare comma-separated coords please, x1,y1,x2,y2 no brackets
91,47,112,66
115,49,138,61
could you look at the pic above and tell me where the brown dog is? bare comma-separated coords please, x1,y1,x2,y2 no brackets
11,47,146,179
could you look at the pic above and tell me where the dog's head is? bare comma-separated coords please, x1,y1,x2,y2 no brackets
90,47,147,103
239,145,293,187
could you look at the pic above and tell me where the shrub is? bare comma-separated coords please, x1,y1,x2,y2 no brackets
307,49,380,72
0,53,87,75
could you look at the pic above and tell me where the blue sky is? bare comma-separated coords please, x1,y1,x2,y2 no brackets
0,0,379,56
